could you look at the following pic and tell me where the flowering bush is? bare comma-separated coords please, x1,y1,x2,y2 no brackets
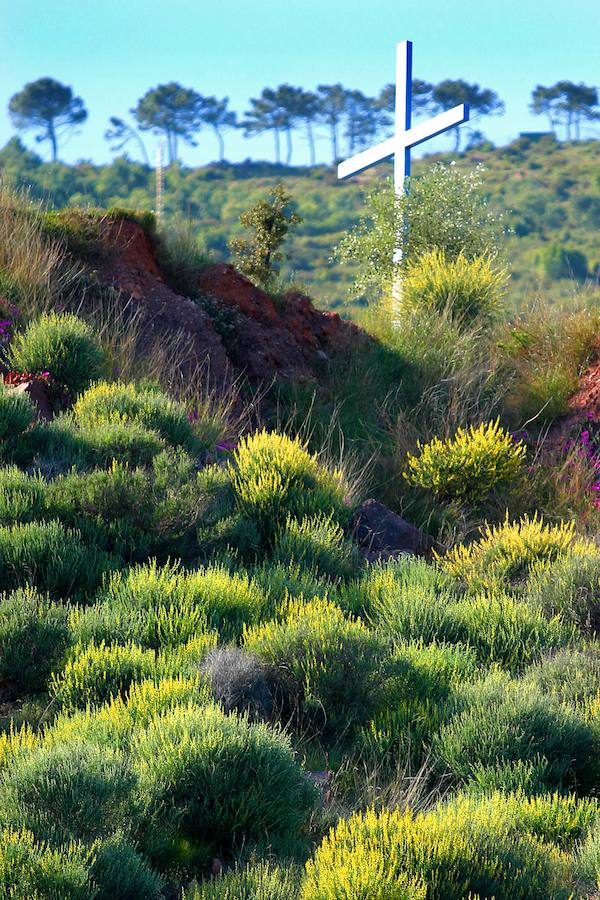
404,419,526,505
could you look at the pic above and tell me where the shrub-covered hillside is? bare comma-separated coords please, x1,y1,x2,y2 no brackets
1,134,599,314
3,161,600,897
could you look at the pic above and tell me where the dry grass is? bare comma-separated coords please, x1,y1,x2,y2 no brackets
0,182,81,318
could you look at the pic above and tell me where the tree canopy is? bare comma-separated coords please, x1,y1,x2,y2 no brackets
8,78,87,162
132,83,204,163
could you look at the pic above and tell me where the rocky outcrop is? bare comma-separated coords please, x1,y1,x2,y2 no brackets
350,498,436,560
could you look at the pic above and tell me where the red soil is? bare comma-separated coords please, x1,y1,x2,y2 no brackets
96,219,365,387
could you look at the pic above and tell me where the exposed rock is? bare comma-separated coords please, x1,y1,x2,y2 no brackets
8,380,53,421
350,498,436,559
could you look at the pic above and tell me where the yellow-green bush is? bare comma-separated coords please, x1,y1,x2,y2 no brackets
132,703,317,864
441,514,588,590
230,430,349,546
8,312,105,395
0,827,91,899
185,860,300,899
244,597,385,737
51,641,161,712
0,466,45,525
401,249,508,326
73,380,200,452
0,385,34,443
404,419,526,505
302,793,583,899
433,672,599,793
273,513,361,580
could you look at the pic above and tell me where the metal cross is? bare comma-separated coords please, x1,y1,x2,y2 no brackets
338,40,470,266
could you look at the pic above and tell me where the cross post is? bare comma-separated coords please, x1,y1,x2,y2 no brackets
338,40,470,271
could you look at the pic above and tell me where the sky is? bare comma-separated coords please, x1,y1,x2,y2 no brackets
0,0,598,168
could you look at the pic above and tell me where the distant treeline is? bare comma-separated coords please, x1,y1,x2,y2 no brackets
5,76,600,165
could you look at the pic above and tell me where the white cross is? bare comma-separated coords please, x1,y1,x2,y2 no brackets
338,40,470,266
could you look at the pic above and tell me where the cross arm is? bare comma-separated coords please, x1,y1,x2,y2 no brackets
337,136,395,180
405,103,469,149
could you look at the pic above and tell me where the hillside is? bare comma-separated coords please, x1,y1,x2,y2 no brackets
1,134,600,316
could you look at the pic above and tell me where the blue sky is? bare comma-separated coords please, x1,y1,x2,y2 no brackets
0,0,597,167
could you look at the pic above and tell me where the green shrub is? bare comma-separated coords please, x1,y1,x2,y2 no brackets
51,641,161,712
343,555,457,620
8,312,105,395
0,466,45,524
404,419,525,505
132,704,317,862
524,550,600,627
73,380,199,452
0,520,116,600
0,827,91,899
46,461,155,559
0,742,135,844
401,249,507,326
25,414,167,472
187,861,300,899
88,833,162,900
441,515,587,591
0,385,34,442
230,430,349,546
244,597,385,736
575,820,600,893
303,792,588,899
273,513,361,580
521,648,600,706
433,672,599,792
0,588,70,696
367,563,571,670
463,758,558,796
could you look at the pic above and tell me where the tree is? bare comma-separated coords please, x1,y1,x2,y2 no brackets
104,117,149,165
200,96,237,162
531,82,599,140
229,183,303,289
378,79,433,120
8,78,87,162
316,84,348,163
132,83,203,164
243,88,290,164
292,90,320,166
344,91,388,155
431,80,504,150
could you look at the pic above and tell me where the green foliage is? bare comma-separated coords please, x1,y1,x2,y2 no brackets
0,588,70,696
521,648,600,706
244,597,385,736
187,861,300,900
273,513,361,580
0,520,116,600
229,183,303,290
131,703,317,862
524,549,600,627
537,242,588,280
404,419,526,505
433,672,599,792
0,828,91,899
86,559,267,646
441,515,587,590
0,741,135,844
365,561,572,671
45,461,155,560
51,641,161,712
0,385,34,443
401,249,507,327
88,834,162,900
8,312,105,395
302,793,577,900
0,465,45,524
336,163,504,301
72,381,200,453
230,430,349,547
9,78,87,162
155,216,212,297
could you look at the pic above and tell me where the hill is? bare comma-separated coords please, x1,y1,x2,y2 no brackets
1,134,600,316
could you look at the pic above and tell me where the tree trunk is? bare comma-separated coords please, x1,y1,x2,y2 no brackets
136,133,150,166
274,128,280,164
214,126,225,161
285,127,292,165
331,122,337,164
306,121,316,166
48,119,57,161
453,125,461,152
